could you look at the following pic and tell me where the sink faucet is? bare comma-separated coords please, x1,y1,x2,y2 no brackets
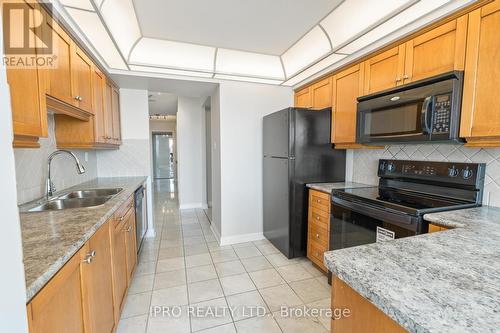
46,150,86,199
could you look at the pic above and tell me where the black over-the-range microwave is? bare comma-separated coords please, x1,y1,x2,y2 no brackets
356,71,465,145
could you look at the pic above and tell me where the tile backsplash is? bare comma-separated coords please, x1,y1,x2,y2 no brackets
14,114,97,204
350,144,500,207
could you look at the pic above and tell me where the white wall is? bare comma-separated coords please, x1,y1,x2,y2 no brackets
0,13,29,331
217,81,293,245
177,96,206,209
96,88,155,236
210,87,222,241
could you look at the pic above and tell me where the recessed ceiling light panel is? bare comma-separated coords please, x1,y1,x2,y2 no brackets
321,0,414,50
216,48,284,80
129,64,214,78
281,26,331,78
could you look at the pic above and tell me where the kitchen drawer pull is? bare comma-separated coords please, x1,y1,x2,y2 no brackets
82,255,93,264
315,233,320,239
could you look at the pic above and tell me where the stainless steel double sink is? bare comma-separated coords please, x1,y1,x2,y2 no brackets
28,188,123,212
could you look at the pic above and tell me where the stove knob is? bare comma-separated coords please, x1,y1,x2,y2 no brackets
379,162,386,172
462,168,473,179
387,163,395,172
448,166,459,177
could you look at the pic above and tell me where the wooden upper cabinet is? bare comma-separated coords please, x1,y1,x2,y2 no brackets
27,248,85,333
104,80,115,143
111,86,122,143
310,77,332,109
80,221,115,333
331,64,364,145
92,68,107,144
403,16,468,84
460,1,500,145
5,1,48,148
46,19,74,106
71,46,94,114
364,45,405,94
294,86,312,108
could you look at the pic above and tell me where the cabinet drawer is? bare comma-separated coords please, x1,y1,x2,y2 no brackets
309,191,330,212
309,207,330,230
113,196,134,226
308,223,329,248
307,240,327,272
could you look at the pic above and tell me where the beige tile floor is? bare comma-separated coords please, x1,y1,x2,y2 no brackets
117,179,331,333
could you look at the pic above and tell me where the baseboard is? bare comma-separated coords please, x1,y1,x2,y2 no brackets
219,232,265,246
210,224,222,244
179,203,204,210
145,228,156,238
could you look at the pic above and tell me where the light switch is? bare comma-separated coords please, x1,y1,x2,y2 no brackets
84,152,88,162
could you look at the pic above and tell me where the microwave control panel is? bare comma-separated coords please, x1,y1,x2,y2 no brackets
432,93,452,134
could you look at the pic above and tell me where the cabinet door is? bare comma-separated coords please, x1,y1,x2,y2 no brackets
363,45,405,94
92,68,107,144
124,210,137,281
28,249,84,333
81,222,115,333
294,86,311,108
110,209,131,321
5,1,47,144
47,19,74,105
111,86,121,144
310,77,332,109
404,16,467,83
71,46,93,113
460,2,500,141
104,81,114,143
331,64,364,144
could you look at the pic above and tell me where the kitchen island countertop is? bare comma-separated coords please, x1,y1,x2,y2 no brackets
324,206,500,333
20,177,147,302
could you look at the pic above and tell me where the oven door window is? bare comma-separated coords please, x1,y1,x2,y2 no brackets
361,101,424,138
330,205,415,250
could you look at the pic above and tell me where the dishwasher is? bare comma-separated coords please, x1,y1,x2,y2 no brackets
135,186,147,253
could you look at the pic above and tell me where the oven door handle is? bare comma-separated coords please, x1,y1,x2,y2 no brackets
332,197,416,225
421,96,433,135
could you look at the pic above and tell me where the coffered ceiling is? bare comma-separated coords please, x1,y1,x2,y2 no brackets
55,0,477,87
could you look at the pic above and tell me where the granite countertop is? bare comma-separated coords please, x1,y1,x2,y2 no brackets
306,181,373,194
324,206,500,333
20,177,147,302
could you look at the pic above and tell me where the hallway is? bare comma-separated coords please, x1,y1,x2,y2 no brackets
117,179,330,333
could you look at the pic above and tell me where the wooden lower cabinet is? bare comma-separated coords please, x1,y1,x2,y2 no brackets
307,190,330,272
27,247,85,333
27,195,138,332
331,276,408,333
81,221,115,333
110,198,136,322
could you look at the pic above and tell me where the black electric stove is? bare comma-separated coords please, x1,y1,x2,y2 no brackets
326,159,485,284
330,159,486,250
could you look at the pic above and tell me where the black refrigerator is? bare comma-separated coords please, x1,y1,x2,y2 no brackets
263,107,346,259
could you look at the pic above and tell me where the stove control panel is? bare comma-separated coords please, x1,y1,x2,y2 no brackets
378,159,485,186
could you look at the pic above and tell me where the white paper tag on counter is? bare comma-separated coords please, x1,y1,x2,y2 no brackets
376,227,395,243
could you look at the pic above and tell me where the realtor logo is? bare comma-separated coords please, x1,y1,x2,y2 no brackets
2,1,55,68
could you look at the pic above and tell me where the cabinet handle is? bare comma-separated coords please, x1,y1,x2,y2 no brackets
78,96,83,101
316,233,320,238
403,74,410,80
124,225,132,232
82,255,93,264
395,76,402,83
316,216,320,220
119,215,125,221
317,199,321,203
74,95,80,101
90,250,96,258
